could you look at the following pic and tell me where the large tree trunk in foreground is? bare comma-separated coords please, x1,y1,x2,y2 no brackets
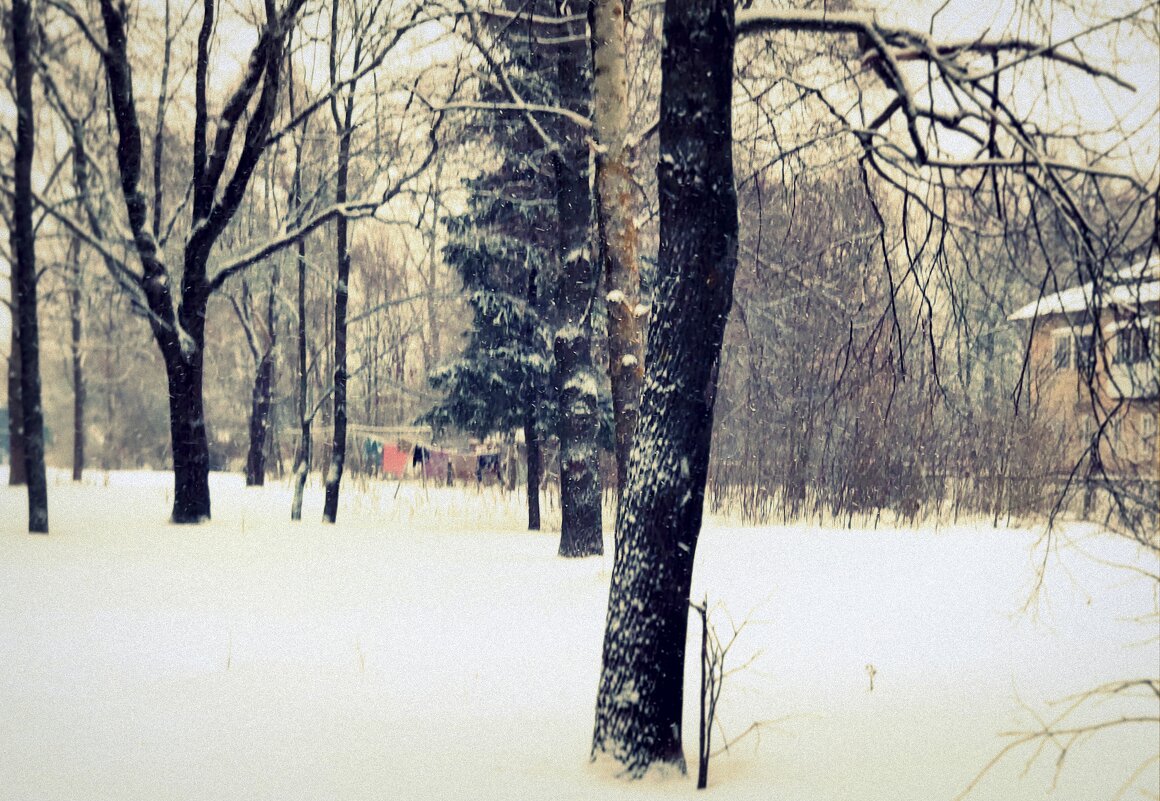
11,0,49,532
552,3,603,558
590,0,644,504
592,0,737,775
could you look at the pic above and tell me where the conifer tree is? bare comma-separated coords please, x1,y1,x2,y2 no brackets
424,24,557,530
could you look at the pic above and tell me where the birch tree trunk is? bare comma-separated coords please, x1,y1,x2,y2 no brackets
589,0,644,504
592,0,738,774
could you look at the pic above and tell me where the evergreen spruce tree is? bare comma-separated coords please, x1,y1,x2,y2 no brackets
426,3,606,548
424,20,557,531
426,152,556,530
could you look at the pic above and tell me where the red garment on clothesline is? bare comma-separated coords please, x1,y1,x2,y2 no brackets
381,444,409,478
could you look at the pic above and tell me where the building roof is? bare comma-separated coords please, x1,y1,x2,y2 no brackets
1008,256,1160,322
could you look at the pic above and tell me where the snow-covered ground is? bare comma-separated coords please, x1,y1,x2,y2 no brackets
1,469,1157,800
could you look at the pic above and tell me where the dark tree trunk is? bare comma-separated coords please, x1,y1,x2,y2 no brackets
244,352,274,486
7,318,26,486
68,237,86,482
552,4,602,558
288,58,310,522
11,0,48,532
245,264,279,487
163,340,212,523
290,232,309,520
524,413,542,531
592,0,737,775
321,123,352,523
322,3,357,523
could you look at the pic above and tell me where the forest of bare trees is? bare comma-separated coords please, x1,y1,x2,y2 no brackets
2,0,1157,783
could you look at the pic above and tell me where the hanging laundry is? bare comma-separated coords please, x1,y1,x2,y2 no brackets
363,438,382,475
424,450,451,482
381,443,409,479
450,453,476,484
476,453,502,484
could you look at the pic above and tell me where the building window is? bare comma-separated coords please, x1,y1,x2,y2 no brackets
1076,333,1096,376
1115,323,1149,365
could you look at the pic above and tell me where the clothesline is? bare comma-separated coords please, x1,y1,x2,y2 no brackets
355,431,513,484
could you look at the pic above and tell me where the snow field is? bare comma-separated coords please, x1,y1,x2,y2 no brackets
1,469,1156,800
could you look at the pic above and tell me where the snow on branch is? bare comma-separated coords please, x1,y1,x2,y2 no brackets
426,99,593,131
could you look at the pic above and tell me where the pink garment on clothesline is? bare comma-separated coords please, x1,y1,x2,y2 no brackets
423,450,450,481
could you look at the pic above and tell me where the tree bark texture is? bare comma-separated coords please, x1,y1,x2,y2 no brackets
524,413,542,531
245,262,278,487
592,0,737,775
589,0,644,504
291,419,312,522
11,0,49,532
552,4,603,558
524,257,545,532
68,236,86,482
7,311,26,486
244,351,274,486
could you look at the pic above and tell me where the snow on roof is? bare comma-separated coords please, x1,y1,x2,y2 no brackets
1008,256,1160,321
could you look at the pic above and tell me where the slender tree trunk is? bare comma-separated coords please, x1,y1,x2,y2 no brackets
424,157,443,374
322,122,352,523
7,312,26,486
290,234,310,521
592,0,737,774
524,414,542,531
286,48,311,521
291,420,312,521
589,0,644,504
245,352,274,486
553,3,602,558
68,237,86,482
11,0,48,532
322,0,358,523
245,265,279,486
